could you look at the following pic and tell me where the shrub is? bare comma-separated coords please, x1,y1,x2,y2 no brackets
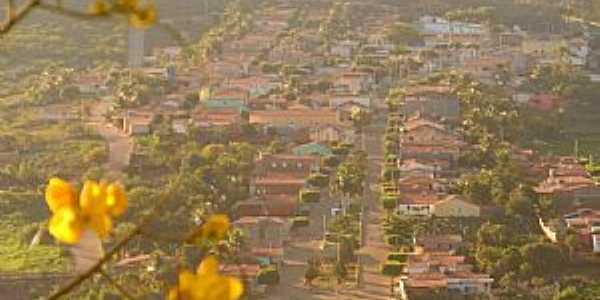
292,216,310,228
299,189,320,203
381,195,398,211
381,260,404,277
386,252,408,263
257,267,280,285
306,173,329,188
385,234,406,247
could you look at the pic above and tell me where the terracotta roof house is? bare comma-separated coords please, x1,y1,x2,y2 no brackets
251,174,306,196
401,117,464,146
234,195,298,218
226,75,280,98
534,157,600,210
398,159,440,178
432,195,480,218
415,234,463,254
563,208,600,253
309,124,355,144
395,192,480,218
396,176,447,195
400,144,460,166
397,251,493,300
191,109,244,129
254,153,320,177
249,109,342,128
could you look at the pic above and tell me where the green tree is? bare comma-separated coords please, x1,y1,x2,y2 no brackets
334,261,347,284
553,286,583,300
335,160,366,198
519,242,567,277
384,23,422,46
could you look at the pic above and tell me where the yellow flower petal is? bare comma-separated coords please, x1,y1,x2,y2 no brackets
129,5,157,29
79,180,108,216
106,183,128,217
118,0,139,12
201,215,230,241
197,256,219,276
49,208,83,244
168,271,197,300
88,0,112,15
196,274,225,300
45,178,77,213
199,275,243,300
168,265,244,300
85,213,112,238
225,276,244,300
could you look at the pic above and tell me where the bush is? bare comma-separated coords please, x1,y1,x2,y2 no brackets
381,195,398,211
381,260,404,277
299,189,320,203
382,166,401,181
385,234,407,247
257,267,280,285
292,216,310,228
332,146,350,156
306,173,329,188
386,252,408,263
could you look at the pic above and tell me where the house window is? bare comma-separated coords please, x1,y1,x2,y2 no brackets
297,162,303,169
272,162,277,168
282,162,288,168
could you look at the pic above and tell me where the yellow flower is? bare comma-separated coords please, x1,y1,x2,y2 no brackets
106,183,128,217
44,178,127,244
49,207,83,245
118,0,139,12
88,0,112,15
129,4,157,29
201,215,230,241
45,177,77,213
167,256,243,300
80,180,109,215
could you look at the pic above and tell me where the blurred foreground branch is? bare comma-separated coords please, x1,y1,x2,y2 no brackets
0,0,39,34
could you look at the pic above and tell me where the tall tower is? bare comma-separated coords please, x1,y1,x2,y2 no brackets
128,27,145,68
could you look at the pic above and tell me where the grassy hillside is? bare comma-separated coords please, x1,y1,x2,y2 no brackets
0,0,228,95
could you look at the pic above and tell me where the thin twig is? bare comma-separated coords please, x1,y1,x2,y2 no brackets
48,226,142,299
0,0,39,34
48,188,175,299
99,269,137,300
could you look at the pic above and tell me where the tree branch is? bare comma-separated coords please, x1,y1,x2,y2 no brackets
48,188,175,299
0,0,40,34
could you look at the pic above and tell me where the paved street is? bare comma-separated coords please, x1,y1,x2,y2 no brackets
88,101,133,180
267,111,391,300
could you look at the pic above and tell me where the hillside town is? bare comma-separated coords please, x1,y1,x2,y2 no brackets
3,0,600,299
